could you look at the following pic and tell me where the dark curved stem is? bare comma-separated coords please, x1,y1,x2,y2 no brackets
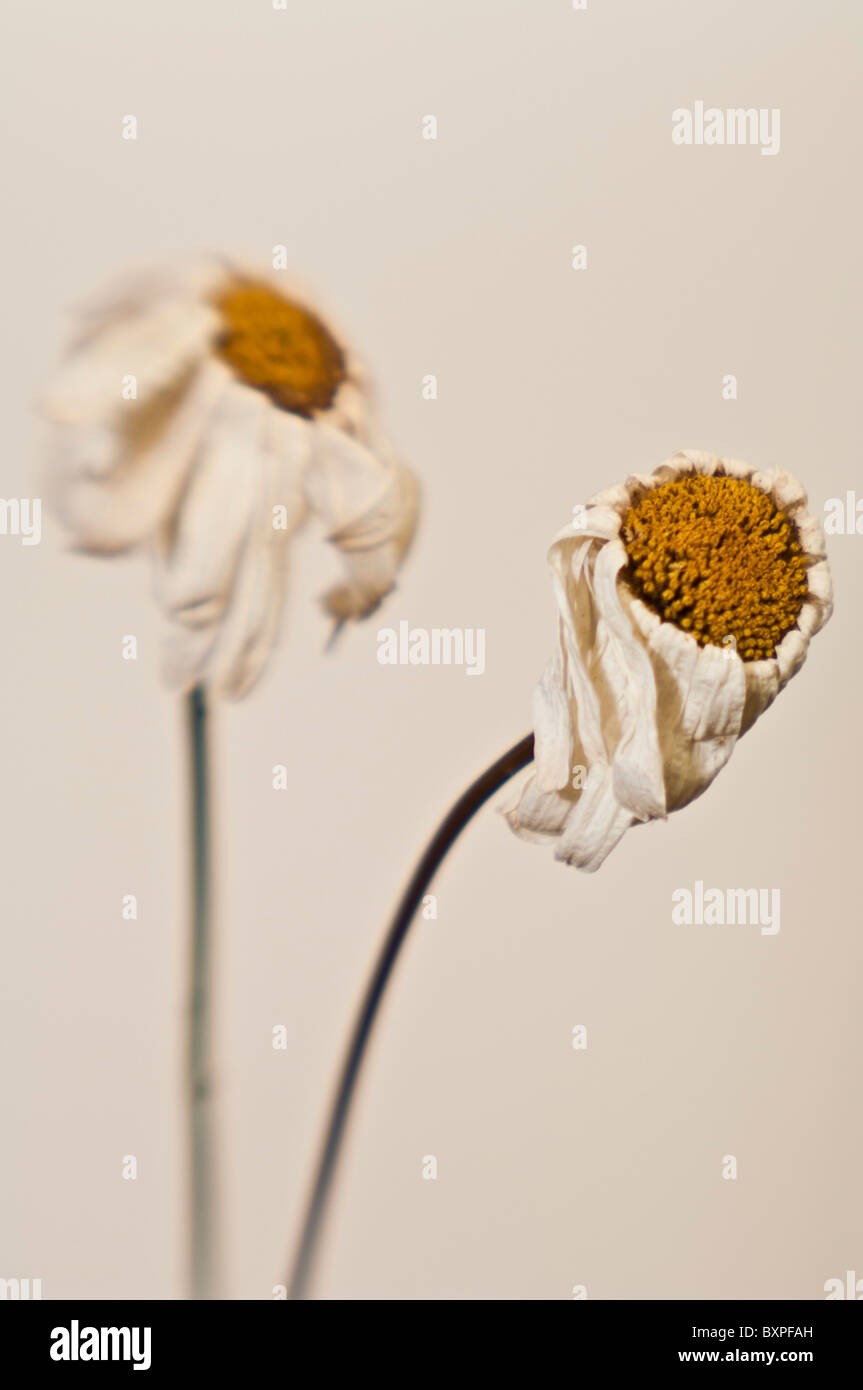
287,732,535,1300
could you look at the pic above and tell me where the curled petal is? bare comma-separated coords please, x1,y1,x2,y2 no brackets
741,657,781,734
327,378,373,442
796,513,827,560
532,658,574,791
305,422,419,619
552,766,637,872
775,628,808,684
154,381,266,629
587,482,630,517
41,298,220,426
717,456,756,480
159,389,308,697
504,774,574,841
65,256,230,341
45,359,228,553
658,633,745,809
208,407,312,699
592,541,666,820
675,449,721,475
805,558,833,609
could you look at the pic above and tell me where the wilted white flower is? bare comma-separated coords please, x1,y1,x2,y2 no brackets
506,451,832,871
40,256,419,697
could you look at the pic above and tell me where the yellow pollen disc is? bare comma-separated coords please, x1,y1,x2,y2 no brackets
621,473,808,661
214,282,346,416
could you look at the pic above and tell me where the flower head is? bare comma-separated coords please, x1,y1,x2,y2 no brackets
40,257,419,697
506,451,832,871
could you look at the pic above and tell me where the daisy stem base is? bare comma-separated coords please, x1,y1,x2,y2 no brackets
187,684,216,1299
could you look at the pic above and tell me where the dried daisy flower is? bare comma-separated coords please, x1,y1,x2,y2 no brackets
505,450,832,870
39,255,420,1301
40,256,419,697
286,450,833,1299
286,449,834,1299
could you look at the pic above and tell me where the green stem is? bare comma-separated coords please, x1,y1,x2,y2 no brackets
187,684,215,1299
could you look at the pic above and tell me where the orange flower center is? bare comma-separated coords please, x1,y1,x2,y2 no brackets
621,473,808,661
214,282,345,416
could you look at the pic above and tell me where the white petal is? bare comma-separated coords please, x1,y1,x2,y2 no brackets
717,456,756,479
749,466,781,498
163,399,315,698
586,482,630,515
42,298,220,425
532,657,574,791
628,595,661,643
794,600,822,641
592,541,666,819
64,259,232,356
154,382,267,627
305,423,419,618
666,638,745,808
305,422,393,536
578,504,623,539
673,449,722,475
805,558,833,606
767,471,807,514
649,455,697,481
775,628,808,684
503,772,574,841
267,406,313,535
198,515,282,700
552,766,636,872
160,622,219,694
740,658,781,734
679,641,745,743
327,379,373,441
46,359,228,552
548,539,607,766
795,512,827,559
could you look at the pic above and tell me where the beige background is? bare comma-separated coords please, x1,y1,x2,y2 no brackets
1,0,860,1300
